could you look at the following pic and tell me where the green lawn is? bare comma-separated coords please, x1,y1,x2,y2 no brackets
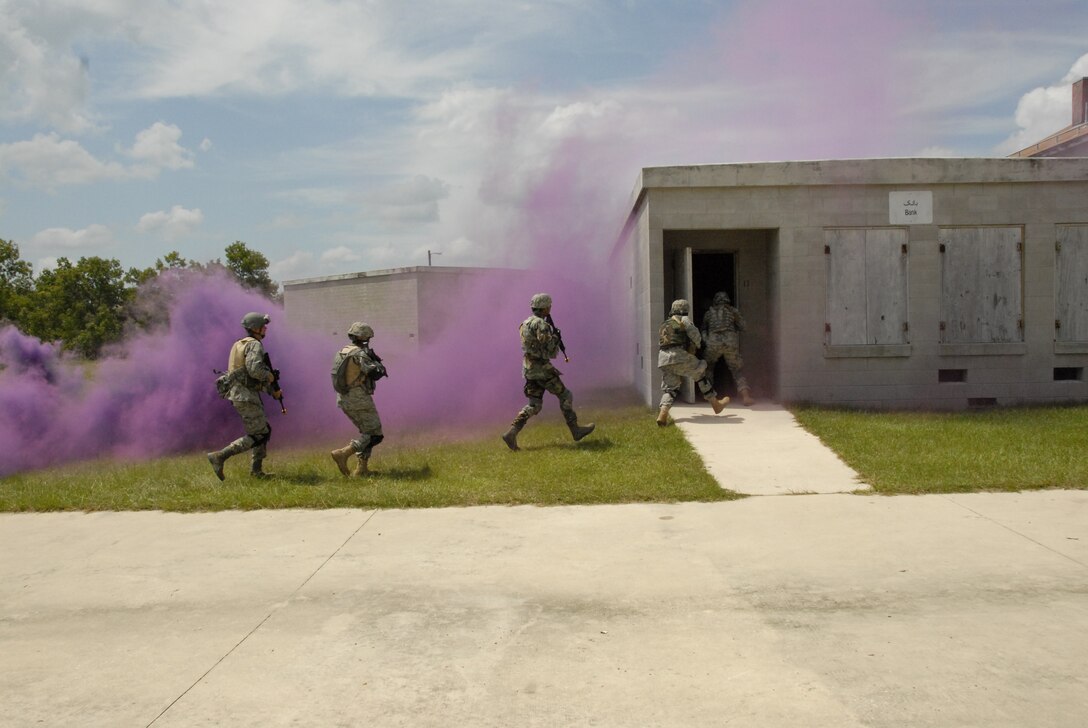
791,404,1088,494
0,406,738,512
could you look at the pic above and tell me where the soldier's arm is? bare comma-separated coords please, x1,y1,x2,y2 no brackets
734,308,747,333
683,318,703,348
245,341,274,384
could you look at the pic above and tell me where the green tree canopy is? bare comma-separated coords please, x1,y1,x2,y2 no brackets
224,241,278,298
22,256,131,358
0,239,34,323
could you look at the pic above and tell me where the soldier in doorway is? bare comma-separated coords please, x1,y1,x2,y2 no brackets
330,322,387,477
700,290,754,406
657,299,730,426
207,312,282,480
502,293,595,451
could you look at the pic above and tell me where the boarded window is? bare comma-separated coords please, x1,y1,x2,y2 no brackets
1056,225,1088,343
825,228,909,345
939,227,1023,343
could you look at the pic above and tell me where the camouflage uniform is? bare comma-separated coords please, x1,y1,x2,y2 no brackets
330,323,385,477
656,299,729,426
701,291,752,405
207,313,278,479
502,293,594,451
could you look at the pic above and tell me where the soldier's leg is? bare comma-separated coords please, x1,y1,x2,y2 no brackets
546,375,593,442
723,346,753,405
207,402,270,480
685,358,729,414
237,402,273,477
503,380,544,451
658,368,682,425
344,395,383,476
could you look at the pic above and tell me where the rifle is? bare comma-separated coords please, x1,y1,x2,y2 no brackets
544,313,570,362
361,344,388,382
263,351,287,415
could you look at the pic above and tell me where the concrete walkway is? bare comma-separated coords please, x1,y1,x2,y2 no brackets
670,402,867,495
3,492,1088,727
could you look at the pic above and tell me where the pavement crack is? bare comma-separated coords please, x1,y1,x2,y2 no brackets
939,495,1088,570
144,509,379,727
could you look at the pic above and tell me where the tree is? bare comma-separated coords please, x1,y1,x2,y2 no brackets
0,238,34,324
22,256,131,358
224,241,278,299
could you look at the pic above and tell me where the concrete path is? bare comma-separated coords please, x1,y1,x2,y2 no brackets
3,493,1088,727
671,402,867,495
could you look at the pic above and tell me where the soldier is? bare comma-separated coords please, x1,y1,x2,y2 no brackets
207,312,282,480
502,293,595,451
701,290,754,406
329,322,386,477
657,299,730,426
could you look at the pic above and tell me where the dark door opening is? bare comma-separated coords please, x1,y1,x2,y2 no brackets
691,252,738,398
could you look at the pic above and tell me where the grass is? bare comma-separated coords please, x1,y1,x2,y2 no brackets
791,404,1088,494
0,406,738,512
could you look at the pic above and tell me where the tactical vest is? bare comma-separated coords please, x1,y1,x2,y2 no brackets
520,316,553,360
659,317,688,348
227,337,263,389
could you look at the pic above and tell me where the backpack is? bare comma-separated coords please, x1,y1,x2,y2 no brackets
331,346,360,395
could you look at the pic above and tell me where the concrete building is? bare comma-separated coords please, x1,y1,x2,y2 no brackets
614,157,1088,409
283,266,529,350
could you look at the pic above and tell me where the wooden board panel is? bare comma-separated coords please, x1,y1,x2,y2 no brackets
940,227,1022,343
826,229,867,345
865,228,908,345
1057,225,1088,342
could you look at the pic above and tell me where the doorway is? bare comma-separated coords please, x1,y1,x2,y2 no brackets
692,252,738,398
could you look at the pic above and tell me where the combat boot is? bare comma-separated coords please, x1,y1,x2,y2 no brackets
352,456,370,477
740,388,755,407
710,395,730,414
502,422,524,451
330,445,354,476
206,450,228,481
250,458,273,479
656,405,671,427
568,421,595,442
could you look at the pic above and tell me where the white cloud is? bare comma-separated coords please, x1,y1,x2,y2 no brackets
0,9,96,133
319,246,362,264
136,205,204,239
367,175,450,223
269,250,316,281
31,223,114,249
0,122,197,190
995,52,1088,155
124,122,194,171
0,133,127,189
199,138,213,152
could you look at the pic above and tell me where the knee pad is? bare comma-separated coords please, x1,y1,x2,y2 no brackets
369,434,384,449
525,398,543,416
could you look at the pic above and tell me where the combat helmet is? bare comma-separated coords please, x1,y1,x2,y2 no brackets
241,312,270,331
530,293,552,311
669,299,690,316
347,322,374,341
712,291,731,306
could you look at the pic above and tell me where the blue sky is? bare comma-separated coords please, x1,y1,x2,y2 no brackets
1,0,1087,283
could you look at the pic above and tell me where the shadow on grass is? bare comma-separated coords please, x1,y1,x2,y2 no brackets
520,437,617,453
373,465,434,481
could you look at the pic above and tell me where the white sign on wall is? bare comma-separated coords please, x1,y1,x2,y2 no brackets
889,191,933,224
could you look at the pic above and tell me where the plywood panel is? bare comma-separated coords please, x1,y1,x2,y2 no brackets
826,229,866,345
940,227,1022,343
1057,225,1088,342
865,228,908,345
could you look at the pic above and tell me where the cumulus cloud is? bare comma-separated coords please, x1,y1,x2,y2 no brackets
0,133,127,190
124,122,195,171
31,223,114,249
199,137,213,152
0,10,96,133
319,246,362,264
269,250,316,282
136,205,204,239
996,52,1088,155
0,122,197,190
366,175,450,223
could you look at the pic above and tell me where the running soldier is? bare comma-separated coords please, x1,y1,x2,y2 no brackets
330,322,386,477
701,290,754,406
502,293,594,451
657,299,730,426
207,312,282,479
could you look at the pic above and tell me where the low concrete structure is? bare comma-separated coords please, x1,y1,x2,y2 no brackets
283,266,529,350
615,157,1088,409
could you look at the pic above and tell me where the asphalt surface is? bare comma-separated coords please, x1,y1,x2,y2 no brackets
2,407,1086,727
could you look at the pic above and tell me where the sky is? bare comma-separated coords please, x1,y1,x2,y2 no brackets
2,0,1088,283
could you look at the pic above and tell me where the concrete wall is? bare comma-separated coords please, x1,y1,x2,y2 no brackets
625,158,1088,409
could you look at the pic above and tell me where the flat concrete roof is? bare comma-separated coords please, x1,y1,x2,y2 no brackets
283,265,522,288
